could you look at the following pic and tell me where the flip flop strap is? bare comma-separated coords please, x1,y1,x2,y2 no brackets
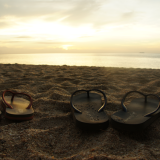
70,89,107,113
2,90,33,109
121,91,160,117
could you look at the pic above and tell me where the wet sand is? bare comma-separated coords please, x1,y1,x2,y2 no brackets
0,64,160,160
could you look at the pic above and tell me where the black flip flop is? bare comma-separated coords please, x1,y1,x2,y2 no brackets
70,89,109,130
1,90,34,121
111,91,160,131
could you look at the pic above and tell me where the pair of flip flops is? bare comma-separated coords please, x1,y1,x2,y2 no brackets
70,90,160,131
1,90,34,121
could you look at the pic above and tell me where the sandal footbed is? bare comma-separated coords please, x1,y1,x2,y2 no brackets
72,92,109,130
1,96,34,120
111,98,160,131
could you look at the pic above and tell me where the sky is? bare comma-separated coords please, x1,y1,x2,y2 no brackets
0,0,160,54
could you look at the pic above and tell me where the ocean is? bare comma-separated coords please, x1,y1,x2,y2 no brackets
0,53,160,69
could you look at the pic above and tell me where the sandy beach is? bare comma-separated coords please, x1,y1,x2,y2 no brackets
0,63,160,160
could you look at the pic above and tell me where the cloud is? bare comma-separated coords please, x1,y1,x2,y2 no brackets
0,0,160,54
41,0,109,28
122,11,135,19
16,36,32,38
79,36,93,38
0,0,160,26
0,22,12,28
0,0,62,18
0,0,109,28
35,41,73,44
0,40,73,44
60,0,105,26
0,41,23,44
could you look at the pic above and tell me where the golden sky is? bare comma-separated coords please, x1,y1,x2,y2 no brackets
0,0,160,53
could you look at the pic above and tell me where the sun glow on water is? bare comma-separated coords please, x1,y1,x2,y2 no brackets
0,53,160,69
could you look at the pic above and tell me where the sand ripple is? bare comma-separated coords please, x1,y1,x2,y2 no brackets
0,64,160,159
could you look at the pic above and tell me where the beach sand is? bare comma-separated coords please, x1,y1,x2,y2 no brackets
0,64,160,160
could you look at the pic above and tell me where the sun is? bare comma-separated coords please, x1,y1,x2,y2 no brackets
62,45,73,50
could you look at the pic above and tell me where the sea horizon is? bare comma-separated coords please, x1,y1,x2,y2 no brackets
0,53,160,69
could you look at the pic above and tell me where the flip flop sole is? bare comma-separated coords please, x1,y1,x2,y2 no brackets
5,114,34,120
1,96,34,121
72,92,109,130
111,98,160,131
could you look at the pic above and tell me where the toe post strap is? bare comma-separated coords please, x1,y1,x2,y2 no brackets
2,90,33,109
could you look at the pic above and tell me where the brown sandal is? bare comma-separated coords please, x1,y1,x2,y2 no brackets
1,90,34,120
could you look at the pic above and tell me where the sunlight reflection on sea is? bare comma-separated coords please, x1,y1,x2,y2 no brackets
0,53,160,69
